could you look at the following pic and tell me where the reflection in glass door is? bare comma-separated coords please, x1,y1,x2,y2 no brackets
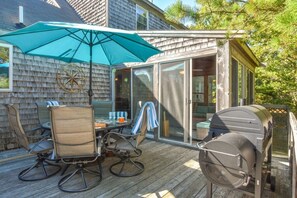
115,69,131,116
159,61,188,143
192,56,216,141
132,66,154,135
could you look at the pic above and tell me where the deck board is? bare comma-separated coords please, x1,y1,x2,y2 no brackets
0,139,291,198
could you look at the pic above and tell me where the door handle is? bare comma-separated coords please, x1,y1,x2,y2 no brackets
186,99,191,105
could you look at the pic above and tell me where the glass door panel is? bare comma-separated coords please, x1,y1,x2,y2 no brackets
115,69,131,117
159,61,186,142
132,66,154,135
192,56,216,142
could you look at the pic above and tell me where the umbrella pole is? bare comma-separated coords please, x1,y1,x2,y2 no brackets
88,32,93,105
88,61,93,105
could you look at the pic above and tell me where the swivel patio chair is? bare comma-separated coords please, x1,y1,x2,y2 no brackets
92,100,113,118
50,106,102,193
34,101,50,135
120,101,142,135
4,104,61,181
103,103,153,177
35,101,59,135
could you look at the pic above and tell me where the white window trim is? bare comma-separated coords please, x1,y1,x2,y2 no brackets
0,43,13,92
136,5,149,30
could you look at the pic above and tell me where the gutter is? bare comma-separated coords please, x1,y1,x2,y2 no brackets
135,30,246,38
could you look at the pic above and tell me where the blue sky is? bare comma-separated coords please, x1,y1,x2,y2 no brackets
153,0,196,10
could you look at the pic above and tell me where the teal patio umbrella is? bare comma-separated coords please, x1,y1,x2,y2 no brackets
0,21,161,104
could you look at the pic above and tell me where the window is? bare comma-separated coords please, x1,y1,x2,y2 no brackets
231,58,254,106
0,43,13,91
231,58,238,106
136,5,148,30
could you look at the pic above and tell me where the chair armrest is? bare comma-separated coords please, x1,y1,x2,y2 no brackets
26,130,50,140
103,132,138,150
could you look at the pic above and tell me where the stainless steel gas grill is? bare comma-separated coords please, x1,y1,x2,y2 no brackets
197,105,275,198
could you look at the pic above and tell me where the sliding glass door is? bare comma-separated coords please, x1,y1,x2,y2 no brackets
159,61,189,143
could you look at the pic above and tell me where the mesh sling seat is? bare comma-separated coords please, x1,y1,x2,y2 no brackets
92,100,113,118
103,104,153,177
50,106,102,193
35,101,59,135
4,104,61,181
35,102,51,135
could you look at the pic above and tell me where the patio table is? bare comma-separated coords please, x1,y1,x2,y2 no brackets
41,119,131,133
95,118,131,132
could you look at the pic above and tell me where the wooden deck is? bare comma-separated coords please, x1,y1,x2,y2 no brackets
0,139,291,198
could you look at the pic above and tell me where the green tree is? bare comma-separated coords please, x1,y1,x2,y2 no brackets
0,46,9,63
165,0,297,113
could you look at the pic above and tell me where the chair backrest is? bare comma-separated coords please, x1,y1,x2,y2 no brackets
92,100,113,118
50,106,97,158
132,101,142,127
36,102,50,124
4,104,30,150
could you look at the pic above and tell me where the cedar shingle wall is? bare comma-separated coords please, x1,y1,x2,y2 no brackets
0,48,110,151
148,13,171,30
142,37,217,59
108,0,172,30
108,0,135,30
66,0,107,26
67,0,173,30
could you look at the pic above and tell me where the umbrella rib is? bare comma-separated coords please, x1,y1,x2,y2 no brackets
92,32,113,65
100,43,112,65
93,33,112,46
65,29,90,45
68,30,89,62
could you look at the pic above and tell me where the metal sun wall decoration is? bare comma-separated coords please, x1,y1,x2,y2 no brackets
56,64,86,93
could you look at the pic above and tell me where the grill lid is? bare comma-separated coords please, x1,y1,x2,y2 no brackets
209,105,272,136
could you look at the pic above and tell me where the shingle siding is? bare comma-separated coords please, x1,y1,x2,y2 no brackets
66,0,107,26
148,13,171,30
108,0,172,30
108,0,135,29
141,36,217,58
66,0,178,30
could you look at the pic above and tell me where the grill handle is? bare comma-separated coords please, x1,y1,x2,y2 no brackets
197,142,242,167
197,142,240,158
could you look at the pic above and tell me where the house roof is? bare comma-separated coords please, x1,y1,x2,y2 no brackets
0,0,83,32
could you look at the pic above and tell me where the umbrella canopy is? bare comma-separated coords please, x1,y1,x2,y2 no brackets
0,21,161,104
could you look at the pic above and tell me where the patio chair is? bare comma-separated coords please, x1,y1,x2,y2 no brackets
103,103,156,177
50,106,102,193
4,104,61,181
35,102,50,134
120,101,143,134
92,100,113,118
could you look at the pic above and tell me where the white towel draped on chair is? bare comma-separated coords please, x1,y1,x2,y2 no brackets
132,102,159,134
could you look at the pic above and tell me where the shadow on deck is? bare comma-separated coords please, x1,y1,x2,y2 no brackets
0,139,291,198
